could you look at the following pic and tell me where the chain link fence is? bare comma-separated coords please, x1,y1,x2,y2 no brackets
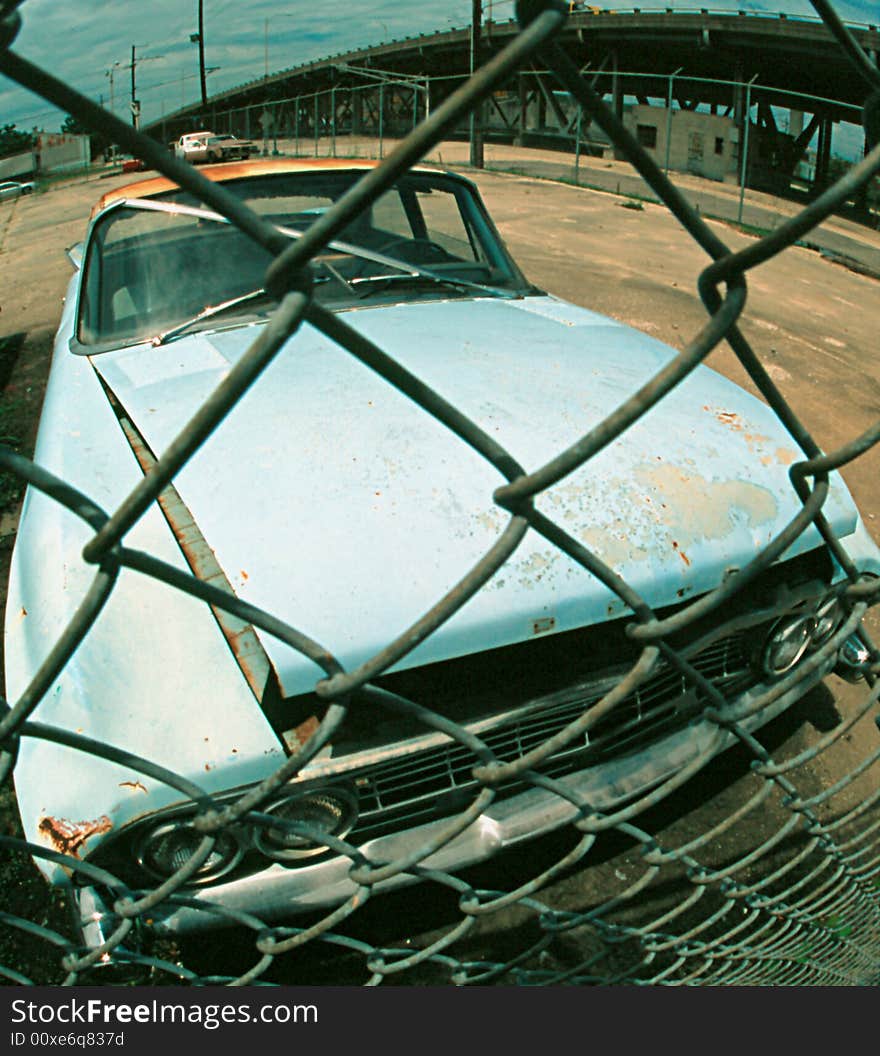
1,0,879,985
173,67,875,221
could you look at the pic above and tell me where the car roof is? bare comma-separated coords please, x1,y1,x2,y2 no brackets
90,157,433,217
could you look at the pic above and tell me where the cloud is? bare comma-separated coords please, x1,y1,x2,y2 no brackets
1,0,474,127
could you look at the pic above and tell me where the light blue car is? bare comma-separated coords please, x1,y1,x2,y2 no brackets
5,158,878,948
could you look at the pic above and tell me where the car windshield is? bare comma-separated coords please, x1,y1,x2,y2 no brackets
75,168,531,350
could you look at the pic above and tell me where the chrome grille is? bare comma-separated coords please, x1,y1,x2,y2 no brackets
349,632,754,841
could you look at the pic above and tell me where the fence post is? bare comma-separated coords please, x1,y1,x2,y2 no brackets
738,76,757,224
664,67,682,176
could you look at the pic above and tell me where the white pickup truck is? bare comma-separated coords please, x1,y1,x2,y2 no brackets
173,130,215,163
173,131,255,164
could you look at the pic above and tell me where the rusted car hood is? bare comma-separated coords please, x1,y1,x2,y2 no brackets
92,295,859,697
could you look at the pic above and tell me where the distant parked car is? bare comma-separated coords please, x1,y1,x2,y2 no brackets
0,179,35,201
173,130,215,164
204,133,255,162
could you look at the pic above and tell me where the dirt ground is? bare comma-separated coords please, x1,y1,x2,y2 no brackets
0,160,878,983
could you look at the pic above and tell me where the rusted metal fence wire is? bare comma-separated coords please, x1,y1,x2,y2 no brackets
1,0,879,985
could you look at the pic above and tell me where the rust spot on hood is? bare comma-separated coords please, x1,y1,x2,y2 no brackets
671,541,691,567
38,815,112,859
715,410,740,428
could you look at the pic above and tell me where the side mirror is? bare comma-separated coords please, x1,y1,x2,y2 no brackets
66,242,83,270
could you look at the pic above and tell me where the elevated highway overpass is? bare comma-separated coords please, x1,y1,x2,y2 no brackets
145,10,880,204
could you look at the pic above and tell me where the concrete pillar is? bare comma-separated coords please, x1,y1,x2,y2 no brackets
516,73,528,145
815,115,833,189
351,88,362,136
612,49,625,161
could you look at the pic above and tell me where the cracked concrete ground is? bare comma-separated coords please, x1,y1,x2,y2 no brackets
0,158,878,982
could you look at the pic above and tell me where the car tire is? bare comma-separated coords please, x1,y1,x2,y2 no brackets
22,187,32,195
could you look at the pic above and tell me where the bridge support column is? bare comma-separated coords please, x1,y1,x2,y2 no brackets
516,73,528,146
351,87,363,136
816,114,833,190
612,49,625,161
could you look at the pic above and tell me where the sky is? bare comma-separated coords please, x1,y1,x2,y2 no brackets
0,1,876,136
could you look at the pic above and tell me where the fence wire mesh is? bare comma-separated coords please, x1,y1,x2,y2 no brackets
1,0,879,986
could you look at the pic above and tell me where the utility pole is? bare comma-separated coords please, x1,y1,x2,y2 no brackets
199,0,207,110
470,0,484,168
129,46,164,130
131,45,136,126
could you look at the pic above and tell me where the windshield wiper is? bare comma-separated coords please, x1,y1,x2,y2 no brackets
276,224,518,301
349,271,517,300
149,223,514,347
150,288,275,346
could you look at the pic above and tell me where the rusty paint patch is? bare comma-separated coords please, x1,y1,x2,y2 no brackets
532,616,556,636
634,462,777,542
38,815,112,858
715,410,740,427
119,781,148,794
708,409,773,454
671,541,691,567
91,157,393,216
283,715,321,752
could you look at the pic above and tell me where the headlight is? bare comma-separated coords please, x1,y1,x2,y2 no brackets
761,615,814,678
761,595,847,680
810,596,844,647
254,786,358,861
138,821,243,884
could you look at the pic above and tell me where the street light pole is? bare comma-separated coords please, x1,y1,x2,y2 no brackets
105,61,120,117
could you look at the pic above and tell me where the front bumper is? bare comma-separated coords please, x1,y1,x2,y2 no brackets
73,644,847,949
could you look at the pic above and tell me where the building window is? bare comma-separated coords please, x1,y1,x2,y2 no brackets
714,136,724,156
636,124,657,149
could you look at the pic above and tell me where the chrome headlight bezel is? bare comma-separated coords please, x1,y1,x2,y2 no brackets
761,614,814,679
253,786,359,862
136,819,244,885
760,593,847,680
